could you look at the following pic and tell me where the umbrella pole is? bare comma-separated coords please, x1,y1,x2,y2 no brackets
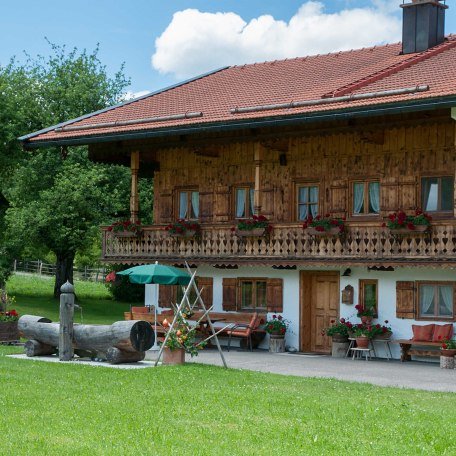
185,262,228,369
154,270,198,366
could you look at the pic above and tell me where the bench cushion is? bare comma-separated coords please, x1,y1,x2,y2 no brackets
432,324,454,342
412,324,435,341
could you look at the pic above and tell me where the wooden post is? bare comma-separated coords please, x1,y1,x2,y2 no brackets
59,281,74,361
253,142,263,216
130,151,140,223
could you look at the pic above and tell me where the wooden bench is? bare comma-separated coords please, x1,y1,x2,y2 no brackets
124,308,173,340
393,339,442,362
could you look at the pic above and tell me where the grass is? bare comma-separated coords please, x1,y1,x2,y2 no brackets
6,274,133,324
2,274,456,454
0,345,456,455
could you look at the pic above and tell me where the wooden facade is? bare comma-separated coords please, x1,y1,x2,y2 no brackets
97,109,456,267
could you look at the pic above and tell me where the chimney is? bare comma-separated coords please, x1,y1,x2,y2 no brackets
401,0,448,54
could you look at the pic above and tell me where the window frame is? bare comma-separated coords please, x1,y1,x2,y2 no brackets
420,175,454,216
359,279,378,316
234,185,254,220
351,179,381,217
416,281,456,321
176,188,199,220
296,183,320,221
238,278,268,310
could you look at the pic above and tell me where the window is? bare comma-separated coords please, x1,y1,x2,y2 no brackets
235,187,254,219
178,190,199,219
417,282,455,320
421,177,454,213
239,279,267,309
352,181,380,215
297,185,319,220
359,279,378,316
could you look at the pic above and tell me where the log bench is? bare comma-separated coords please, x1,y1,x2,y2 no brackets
393,340,442,362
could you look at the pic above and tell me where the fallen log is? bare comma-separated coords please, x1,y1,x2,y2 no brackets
18,316,154,359
106,347,146,364
24,339,57,357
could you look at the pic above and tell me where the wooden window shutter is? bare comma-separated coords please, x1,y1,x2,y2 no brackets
222,278,238,311
329,179,347,219
266,278,283,312
396,281,415,319
198,277,213,308
158,284,174,308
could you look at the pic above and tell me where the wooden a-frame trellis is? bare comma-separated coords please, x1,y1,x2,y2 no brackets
154,262,228,368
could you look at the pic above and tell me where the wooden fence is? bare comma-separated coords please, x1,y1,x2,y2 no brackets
13,260,107,283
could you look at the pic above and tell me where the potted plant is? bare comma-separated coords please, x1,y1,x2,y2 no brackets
322,318,353,343
352,324,376,349
372,321,393,340
355,304,376,324
165,219,201,239
265,314,289,352
382,209,431,234
233,215,272,237
0,290,19,342
161,316,205,364
440,338,456,358
303,214,345,236
107,219,142,237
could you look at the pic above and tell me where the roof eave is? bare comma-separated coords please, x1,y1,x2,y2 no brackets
21,95,456,149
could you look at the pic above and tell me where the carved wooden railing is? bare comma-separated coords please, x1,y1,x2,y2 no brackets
101,223,456,265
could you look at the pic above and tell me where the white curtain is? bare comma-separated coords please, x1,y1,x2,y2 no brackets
191,191,199,218
249,188,255,216
353,183,364,214
439,286,453,316
309,186,319,217
236,189,246,218
369,182,380,213
179,192,188,219
420,285,435,316
298,187,308,220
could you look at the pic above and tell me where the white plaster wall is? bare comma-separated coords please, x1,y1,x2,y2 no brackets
340,267,456,359
195,265,300,350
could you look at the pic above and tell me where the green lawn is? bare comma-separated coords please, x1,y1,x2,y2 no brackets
6,274,133,324
2,275,456,454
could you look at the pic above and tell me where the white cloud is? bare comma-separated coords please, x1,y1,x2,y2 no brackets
122,90,151,101
151,1,401,80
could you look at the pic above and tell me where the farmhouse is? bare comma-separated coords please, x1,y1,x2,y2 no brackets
21,1,456,356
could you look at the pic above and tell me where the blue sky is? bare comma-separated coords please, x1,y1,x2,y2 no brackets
1,1,455,95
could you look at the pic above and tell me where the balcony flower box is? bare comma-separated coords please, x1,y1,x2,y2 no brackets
108,220,142,237
388,225,428,235
303,215,345,236
170,229,197,239
235,228,267,237
383,209,431,236
165,220,201,239
233,215,272,238
306,226,341,236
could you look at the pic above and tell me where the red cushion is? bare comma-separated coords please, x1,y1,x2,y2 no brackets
412,324,435,342
432,324,454,342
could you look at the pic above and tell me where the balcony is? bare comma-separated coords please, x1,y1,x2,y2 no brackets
101,223,456,267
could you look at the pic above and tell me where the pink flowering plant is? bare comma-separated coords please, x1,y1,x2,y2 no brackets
265,314,289,335
234,215,272,232
107,219,142,234
302,214,345,233
382,209,431,230
165,219,201,236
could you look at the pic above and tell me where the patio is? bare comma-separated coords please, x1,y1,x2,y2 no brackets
146,349,456,393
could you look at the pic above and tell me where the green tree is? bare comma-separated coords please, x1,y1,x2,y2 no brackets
2,43,136,296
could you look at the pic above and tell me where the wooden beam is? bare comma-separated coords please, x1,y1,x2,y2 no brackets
253,142,264,215
130,151,140,222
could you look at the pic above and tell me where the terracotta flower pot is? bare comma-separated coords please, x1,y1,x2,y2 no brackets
360,316,373,325
440,349,456,358
355,336,369,349
374,331,392,340
163,347,185,365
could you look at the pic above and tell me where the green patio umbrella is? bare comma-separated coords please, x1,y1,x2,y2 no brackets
116,264,191,285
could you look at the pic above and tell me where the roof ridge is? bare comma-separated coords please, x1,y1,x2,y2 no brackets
322,38,456,99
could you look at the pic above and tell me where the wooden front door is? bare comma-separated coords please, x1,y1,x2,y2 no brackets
300,271,339,353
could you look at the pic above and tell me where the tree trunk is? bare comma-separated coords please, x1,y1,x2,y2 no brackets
54,252,75,298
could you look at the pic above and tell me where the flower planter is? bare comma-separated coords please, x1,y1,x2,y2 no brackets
163,347,185,365
440,348,456,357
388,225,428,235
306,227,342,236
440,355,455,369
360,316,373,325
331,334,349,343
235,228,266,237
269,333,285,353
355,336,370,349
0,321,19,342
113,230,140,238
374,332,392,340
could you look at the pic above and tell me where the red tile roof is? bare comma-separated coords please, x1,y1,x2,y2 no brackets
22,35,456,146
